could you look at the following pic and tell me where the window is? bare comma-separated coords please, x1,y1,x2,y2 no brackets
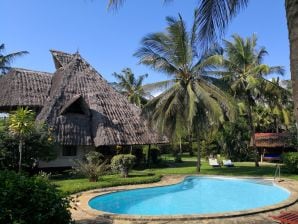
63,100,86,114
62,145,77,156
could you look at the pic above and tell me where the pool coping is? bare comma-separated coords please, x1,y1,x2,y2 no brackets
72,175,298,221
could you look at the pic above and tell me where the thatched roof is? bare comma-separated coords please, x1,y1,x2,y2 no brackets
36,51,166,146
50,50,74,69
254,133,292,148
0,68,52,111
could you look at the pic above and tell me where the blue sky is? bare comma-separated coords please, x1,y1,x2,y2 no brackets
1,0,289,84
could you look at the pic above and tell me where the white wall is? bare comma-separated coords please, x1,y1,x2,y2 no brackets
38,145,94,168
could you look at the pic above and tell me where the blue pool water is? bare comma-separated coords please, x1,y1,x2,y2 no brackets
88,176,290,215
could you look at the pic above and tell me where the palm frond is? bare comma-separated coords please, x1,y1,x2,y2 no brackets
142,79,175,93
197,0,249,48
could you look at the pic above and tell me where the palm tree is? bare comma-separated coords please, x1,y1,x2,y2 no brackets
135,10,235,172
0,44,28,74
8,108,35,172
263,78,293,132
220,34,284,166
111,68,149,107
107,0,298,129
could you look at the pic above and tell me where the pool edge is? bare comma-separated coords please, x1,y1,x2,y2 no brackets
72,175,298,222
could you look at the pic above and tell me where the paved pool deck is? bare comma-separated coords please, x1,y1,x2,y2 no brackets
70,175,298,224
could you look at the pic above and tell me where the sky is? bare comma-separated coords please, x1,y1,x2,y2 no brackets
1,0,289,84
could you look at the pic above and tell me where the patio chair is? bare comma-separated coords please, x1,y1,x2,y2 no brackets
208,158,220,167
223,159,234,167
270,211,298,224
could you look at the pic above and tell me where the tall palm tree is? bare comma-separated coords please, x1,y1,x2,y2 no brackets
220,34,284,166
263,78,293,132
107,0,298,128
111,68,149,107
135,10,235,172
8,108,35,172
0,44,28,74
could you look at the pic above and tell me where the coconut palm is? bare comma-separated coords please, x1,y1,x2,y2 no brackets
8,108,35,172
107,0,298,128
0,44,28,74
135,10,235,172
220,34,284,166
111,68,149,107
263,78,293,132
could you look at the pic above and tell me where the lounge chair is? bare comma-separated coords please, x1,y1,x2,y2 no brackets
209,158,220,167
223,159,234,167
270,211,298,224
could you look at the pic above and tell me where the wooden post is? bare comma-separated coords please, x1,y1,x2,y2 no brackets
147,144,151,168
130,145,133,154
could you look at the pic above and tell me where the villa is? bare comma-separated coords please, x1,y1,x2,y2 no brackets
0,50,166,168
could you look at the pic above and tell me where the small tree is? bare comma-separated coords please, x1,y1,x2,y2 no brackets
8,108,35,172
111,154,136,178
0,121,56,171
73,151,107,182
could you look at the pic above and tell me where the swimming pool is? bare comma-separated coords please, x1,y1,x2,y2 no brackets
88,176,290,215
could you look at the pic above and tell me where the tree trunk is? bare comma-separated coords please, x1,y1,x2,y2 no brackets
196,136,201,173
247,101,259,167
18,140,23,172
179,137,182,155
285,0,298,126
274,117,279,133
188,133,193,156
130,145,133,154
147,144,151,168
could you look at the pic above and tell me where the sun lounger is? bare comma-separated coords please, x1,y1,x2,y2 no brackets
270,211,298,224
223,159,234,167
209,158,220,167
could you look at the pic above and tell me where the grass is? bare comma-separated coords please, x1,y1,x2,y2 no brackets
52,172,161,195
52,154,298,195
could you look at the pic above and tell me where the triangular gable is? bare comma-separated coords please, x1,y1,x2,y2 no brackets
60,94,90,116
50,50,74,69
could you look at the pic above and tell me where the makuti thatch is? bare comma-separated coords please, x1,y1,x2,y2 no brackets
0,68,52,111
253,133,292,148
0,50,166,147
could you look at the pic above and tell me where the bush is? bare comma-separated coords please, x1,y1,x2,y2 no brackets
111,154,136,178
149,147,160,164
73,151,107,182
0,170,72,224
132,147,145,166
283,152,298,174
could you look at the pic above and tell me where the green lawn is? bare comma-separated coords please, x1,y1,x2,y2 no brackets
52,172,161,195
52,155,298,195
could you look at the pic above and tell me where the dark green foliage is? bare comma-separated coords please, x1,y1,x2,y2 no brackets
111,154,136,177
283,152,298,174
149,147,160,164
0,170,72,224
0,122,56,170
158,144,172,154
132,147,145,166
215,117,250,161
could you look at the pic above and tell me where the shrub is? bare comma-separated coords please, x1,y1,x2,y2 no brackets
132,147,145,166
111,154,136,178
0,170,72,224
73,151,107,182
282,152,298,174
149,147,160,164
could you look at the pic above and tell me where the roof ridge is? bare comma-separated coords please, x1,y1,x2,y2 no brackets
11,68,52,75
50,49,74,55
